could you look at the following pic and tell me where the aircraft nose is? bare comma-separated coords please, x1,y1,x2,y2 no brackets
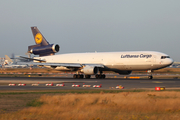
167,58,174,65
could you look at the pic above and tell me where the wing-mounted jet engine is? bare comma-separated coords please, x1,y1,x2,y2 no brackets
28,26,60,56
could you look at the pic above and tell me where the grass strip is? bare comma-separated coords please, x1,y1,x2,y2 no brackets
26,99,44,107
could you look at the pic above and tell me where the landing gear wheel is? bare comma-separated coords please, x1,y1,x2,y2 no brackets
148,75,153,79
85,75,91,79
77,74,84,79
73,74,77,79
77,74,80,79
95,74,100,79
80,74,84,79
102,74,106,79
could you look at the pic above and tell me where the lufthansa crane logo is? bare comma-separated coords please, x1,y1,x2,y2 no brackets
35,33,43,44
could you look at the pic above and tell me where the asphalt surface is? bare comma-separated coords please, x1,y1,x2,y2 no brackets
0,76,180,90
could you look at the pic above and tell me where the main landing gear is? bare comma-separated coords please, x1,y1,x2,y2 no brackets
85,75,91,79
95,74,106,79
95,71,106,79
73,74,106,79
73,74,84,79
73,74,91,79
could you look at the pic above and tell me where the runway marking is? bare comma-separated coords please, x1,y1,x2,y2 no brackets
140,81,162,83
140,81,175,84
152,81,163,83
140,81,163,83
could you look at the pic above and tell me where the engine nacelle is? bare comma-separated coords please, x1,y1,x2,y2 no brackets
117,70,132,75
29,44,60,56
80,66,99,75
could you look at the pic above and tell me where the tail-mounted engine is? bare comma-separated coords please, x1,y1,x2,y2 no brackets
28,44,60,56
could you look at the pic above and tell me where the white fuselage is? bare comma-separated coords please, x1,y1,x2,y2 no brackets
34,51,173,71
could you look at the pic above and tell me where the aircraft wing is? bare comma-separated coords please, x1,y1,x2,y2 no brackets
27,62,104,68
28,62,82,68
19,56,104,68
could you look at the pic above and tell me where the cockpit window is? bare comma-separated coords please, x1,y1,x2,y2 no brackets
161,56,170,59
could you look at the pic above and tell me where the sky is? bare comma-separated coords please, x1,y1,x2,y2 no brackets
0,0,180,61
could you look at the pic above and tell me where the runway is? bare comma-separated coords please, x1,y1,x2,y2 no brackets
0,77,180,90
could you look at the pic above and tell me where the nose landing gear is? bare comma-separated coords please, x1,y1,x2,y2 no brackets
147,70,153,79
148,75,153,79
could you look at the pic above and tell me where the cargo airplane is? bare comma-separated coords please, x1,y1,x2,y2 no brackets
20,27,174,79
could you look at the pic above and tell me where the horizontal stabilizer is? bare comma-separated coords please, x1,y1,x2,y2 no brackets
19,56,46,62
